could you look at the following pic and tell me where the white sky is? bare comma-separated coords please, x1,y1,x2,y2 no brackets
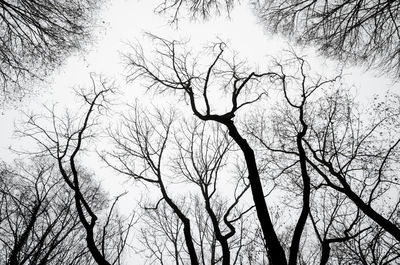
1,0,397,161
0,0,399,262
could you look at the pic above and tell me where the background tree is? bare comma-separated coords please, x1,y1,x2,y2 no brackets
124,36,400,264
0,0,101,105
103,100,261,264
123,35,322,265
0,159,96,265
303,89,400,242
248,61,400,264
17,78,134,265
255,0,400,77
173,120,254,265
154,0,400,77
103,104,200,265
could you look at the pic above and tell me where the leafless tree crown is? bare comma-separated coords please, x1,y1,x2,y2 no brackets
255,0,400,77
0,0,101,105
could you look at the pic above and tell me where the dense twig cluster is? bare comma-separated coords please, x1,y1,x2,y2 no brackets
0,0,100,104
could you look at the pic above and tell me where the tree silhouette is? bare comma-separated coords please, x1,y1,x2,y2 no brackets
255,0,400,76
103,105,200,265
249,63,400,264
124,36,400,264
0,159,96,265
123,35,342,265
0,0,101,105
17,77,134,265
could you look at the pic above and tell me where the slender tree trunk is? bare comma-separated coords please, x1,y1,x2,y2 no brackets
288,110,310,265
203,194,231,265
85,229,111,265
74,196,111,265
159,183,199,265
320,241,330,265
9,203,41,265
174,239,180,265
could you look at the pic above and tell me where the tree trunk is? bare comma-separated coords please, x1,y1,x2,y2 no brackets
224,120,287,265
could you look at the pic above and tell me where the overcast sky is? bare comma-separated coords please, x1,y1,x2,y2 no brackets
1,0,398,157
1,1,399,262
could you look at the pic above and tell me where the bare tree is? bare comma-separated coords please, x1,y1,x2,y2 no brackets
245,54,342,265
103,100,258,264
103,104,200,265
0,0,101,105
123,35,319,265
139,193,261,265
0,159,98,265
16,78,134,265
124,36,400,264
173,120,253,265
255,0,400,77
248,57,400,264
302,89,400,243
